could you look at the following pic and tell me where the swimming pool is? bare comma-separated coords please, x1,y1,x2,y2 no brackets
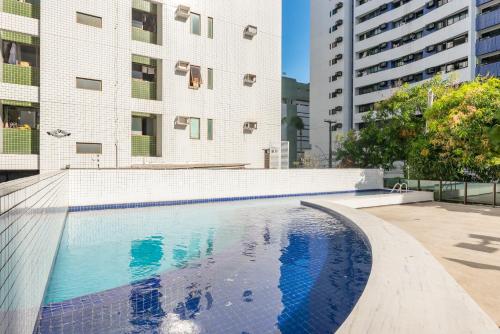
37,197,372,333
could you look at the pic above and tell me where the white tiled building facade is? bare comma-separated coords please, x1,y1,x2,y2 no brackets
310,0,493,165
0,0,282,175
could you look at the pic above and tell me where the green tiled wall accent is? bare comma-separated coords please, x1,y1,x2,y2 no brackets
0,99,38,107
132,0,156,14
3,129,39,154
132,27,158,44
132,135,156,157
0,30,39,45
3,64,39,86
132,79,157,100
132,55,156,66
2,0,40,19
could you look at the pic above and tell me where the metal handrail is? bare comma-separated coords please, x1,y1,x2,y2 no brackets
391,183,409,193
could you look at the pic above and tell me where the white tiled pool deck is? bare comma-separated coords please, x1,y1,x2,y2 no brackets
302,199,499,334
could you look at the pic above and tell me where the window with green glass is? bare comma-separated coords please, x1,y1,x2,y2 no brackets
190,117,200,139
191,13,201,35
208,17,213,39
207,119,213,140
207,68,213,90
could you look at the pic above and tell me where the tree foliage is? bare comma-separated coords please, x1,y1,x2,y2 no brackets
335,76,500,181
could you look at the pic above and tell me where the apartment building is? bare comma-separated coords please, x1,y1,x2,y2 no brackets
0,0,282,179
311,0,499,165
310,0,353,165
281,76,310,167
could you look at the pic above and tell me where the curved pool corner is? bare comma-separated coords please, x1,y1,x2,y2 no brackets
301,199,499,334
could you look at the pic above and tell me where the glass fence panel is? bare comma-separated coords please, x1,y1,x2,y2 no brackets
466,183,495,206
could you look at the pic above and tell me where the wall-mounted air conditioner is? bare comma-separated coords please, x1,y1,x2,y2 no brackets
335,54,343,60
446,41,454,49
175,5,190,20
244,74,257,84
174,116,190,127
336,19,343,26
335,106,342,112
379,61,388,68
243,122,258,132
336,71,343,77
244,25,258,38
427,67,437,74
426,0,436,9
426,23,436,30
379,42,388,49
335,37,343,43
380,23,387,30
426,45,436,52
175,61,190,72
336,2,343,9
335,88,342,94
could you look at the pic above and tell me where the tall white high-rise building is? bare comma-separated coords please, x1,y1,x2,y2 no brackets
310,0,498,166
0,0,282,179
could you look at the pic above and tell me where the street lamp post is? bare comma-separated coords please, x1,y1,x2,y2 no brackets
47,129,71,170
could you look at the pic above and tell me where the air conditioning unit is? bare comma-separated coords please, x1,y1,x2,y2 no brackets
175,60,190,72
380,3,388,11
335,37,343,43
336,2,343,9
331,75,337,81
336,71,343,77
335,54,343,60
335,106,343,112
426,22,436,30
244,25,258,38
335,88,342,94
380,23,387,30
174,116,190,127
379,61,388,68
379,42,388,49
244,73,257,84
336,19,343,26
426,0,436,9
356,71,363,77
330,109,336,115
243,122,258,131
446,41,454,49
407,75,414,81
426,45,436,52
334,123,343,131
446,64,455,72
408,54,415,60
379,81,388,87
426,67,437,74
175,5,190,20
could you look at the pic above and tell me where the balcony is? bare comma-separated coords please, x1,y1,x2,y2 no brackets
476,7,500,31
2,128,39,154
477,61,500,77
132,79,157,100
2,63,39,86
132,26,158,44
132,135,157,157
2,0,39,19
476,35,500,56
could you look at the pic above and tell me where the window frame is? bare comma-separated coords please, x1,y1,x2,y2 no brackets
76,142,102,154
76,77,102,91
189,117,200,139
189,65,202,89
190,12,201,35
76,12,102,28
208,17,214,39
207,119,213,140
207,68,213,90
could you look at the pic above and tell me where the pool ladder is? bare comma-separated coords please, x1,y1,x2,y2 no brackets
391,183,408,193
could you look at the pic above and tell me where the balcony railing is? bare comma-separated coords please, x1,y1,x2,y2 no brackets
132,135,157,157
2,128,39,154
476,35,500,56
2,64,40,86
132,26,158,44
478,61,500,77
2,0,39,19
476,7,500,31
132,79,157,100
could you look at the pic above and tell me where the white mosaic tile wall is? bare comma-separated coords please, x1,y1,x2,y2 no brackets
35,0,282,171
68,168,384,206
0,172,68,334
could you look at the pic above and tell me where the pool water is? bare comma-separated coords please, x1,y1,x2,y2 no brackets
37,198,371,334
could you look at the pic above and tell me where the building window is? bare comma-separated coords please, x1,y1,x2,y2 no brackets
207,68,213,89
208,17,213,38
207,119,213,140
76,143,102,154
190,117,200,139
76,77,102,91
76,12,102,28
191,13,201,35
189,65,202,89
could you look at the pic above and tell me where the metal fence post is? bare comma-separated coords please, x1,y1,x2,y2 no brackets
417,179,421,191
439,180,442,201
494,183,497,208
464,182,468,205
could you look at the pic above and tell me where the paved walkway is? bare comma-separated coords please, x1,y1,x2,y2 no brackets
363,202,500,327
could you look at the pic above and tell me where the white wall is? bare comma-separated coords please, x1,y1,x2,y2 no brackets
0,172,68,334
68,168,384,207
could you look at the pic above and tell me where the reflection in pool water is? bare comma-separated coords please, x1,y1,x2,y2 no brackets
38,199,371,334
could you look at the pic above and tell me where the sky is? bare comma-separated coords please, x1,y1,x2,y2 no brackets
282,0,310,84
